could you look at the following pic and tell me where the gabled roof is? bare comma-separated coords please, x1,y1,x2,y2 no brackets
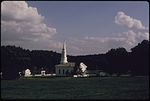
55,62,75,68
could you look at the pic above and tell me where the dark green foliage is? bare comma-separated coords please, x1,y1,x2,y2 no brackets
130,40,149,75
1,40,149,79
1,46,61,79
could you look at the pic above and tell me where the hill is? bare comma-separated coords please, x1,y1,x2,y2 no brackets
1,40,149,79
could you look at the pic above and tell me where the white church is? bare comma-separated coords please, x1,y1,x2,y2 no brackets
55,41,75,76
23,41,88,77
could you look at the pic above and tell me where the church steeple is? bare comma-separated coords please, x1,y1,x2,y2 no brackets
60,41,68,64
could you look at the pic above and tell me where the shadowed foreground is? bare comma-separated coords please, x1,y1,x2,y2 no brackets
1,77,149,99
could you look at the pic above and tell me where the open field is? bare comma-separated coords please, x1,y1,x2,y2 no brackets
1,77,149,100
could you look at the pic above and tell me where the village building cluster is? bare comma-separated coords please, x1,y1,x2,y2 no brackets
22,41,90,78
9,41,130,78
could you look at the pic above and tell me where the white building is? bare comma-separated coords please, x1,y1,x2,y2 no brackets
74,62,89,77
55,41,75,76
41,70,46,76
24,69,32,77
79,62,87,73
55,63,75,76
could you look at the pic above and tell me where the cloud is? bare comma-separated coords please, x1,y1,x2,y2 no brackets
114,11,149,45
85,36,126,43
84,30,149,53
1,1,44,23
1,1,56,43
84,36,126,52
67,11,149,55
124,30,149,46
1,2,149,56
115,11,146,30
71,11,149,55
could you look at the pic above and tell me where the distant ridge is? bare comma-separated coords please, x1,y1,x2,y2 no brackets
1,40,149,79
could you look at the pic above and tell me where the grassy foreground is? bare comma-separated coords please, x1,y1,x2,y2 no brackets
1,77,149,100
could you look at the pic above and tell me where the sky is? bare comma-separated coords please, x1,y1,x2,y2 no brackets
1,1,149,56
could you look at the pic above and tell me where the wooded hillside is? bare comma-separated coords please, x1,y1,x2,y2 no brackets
1,40,149,79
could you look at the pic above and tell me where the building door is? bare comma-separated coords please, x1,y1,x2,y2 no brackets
63,69,64,74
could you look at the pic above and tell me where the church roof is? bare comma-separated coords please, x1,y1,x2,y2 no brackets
55,62,75,68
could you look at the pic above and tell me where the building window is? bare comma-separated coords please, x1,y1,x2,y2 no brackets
63,69,64,74
59,69,60,74
66,70,69,76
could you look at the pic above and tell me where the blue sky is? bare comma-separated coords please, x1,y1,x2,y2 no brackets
1,1,149,55
27,1,148,35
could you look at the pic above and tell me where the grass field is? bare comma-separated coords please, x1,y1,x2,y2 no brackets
1,76,149,100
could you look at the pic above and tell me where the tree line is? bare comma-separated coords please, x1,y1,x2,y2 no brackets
1,40,149,79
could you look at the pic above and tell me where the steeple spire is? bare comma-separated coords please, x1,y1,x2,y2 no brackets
60,41,68,64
